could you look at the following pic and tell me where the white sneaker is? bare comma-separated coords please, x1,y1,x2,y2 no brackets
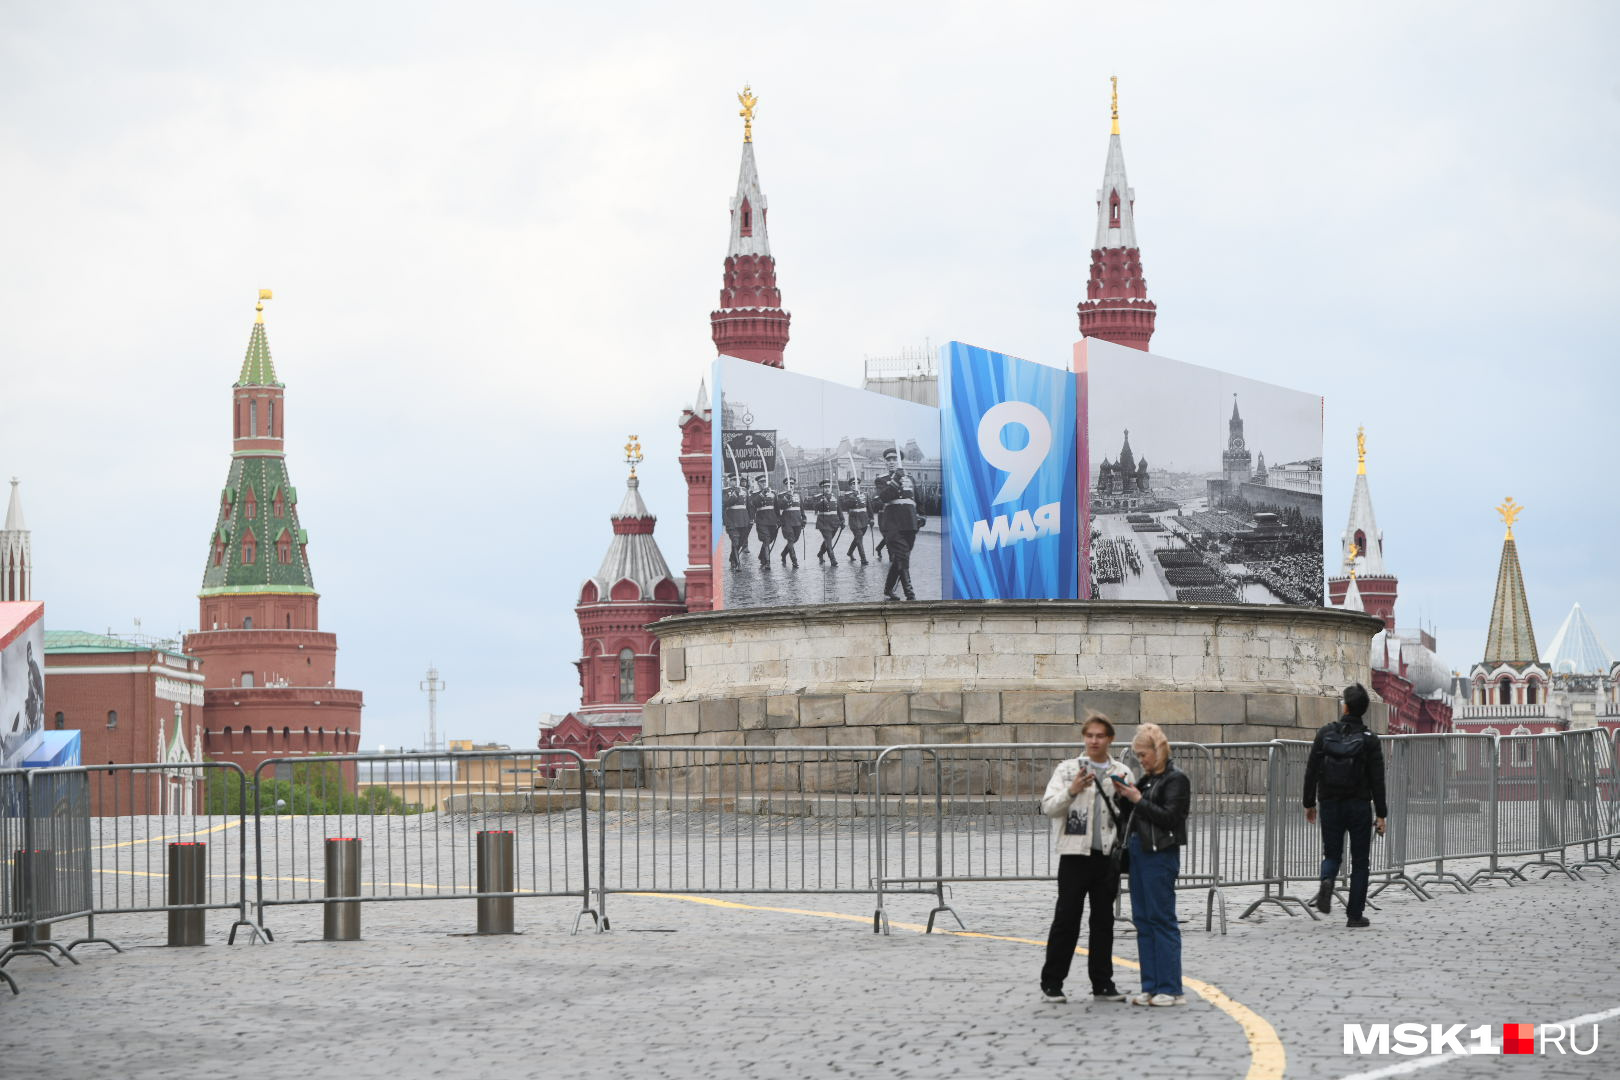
1127,992,1153,1006
1149,993,1187,1007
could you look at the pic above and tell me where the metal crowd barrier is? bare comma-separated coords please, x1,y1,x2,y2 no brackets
869,742,1226,935
1,769,25,994
78,762,258,946
595,745,893,931
0,768,96,975
251,749,596,938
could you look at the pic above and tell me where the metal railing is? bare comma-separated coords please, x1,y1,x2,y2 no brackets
250,749,596,938
594,745,896,930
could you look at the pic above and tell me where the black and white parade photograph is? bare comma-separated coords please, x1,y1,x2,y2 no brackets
1083,345,1324,607
713,357,944,609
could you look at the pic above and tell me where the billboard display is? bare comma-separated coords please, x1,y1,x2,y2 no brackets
712,356,943,609
940,341,1079,599
1077,338,1324,606
1,601,46,769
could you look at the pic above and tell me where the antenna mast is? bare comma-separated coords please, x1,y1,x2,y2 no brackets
419,663,446,752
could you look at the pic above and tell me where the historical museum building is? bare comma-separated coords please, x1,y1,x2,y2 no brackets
181,295,363,774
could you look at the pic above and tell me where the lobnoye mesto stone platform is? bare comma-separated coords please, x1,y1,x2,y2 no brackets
641,600,1388,748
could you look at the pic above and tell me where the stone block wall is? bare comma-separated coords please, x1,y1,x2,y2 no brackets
640,601,1387,765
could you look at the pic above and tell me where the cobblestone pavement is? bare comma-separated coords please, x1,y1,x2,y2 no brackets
4,853,1617,1080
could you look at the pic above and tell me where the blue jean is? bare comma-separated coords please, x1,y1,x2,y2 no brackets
1318,798,1373,919
1127,835,1181,996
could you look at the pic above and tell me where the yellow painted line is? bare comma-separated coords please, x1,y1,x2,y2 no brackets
94,819,240,850
631,893,1286,1080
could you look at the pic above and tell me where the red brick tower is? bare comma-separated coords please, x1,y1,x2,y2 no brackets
682,86,791,610
183,292,362,773
1078,78,1157,351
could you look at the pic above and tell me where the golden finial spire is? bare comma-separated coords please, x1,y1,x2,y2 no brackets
1497,497,1523,540
624,434,643,479
1356,425,1367,476
737,84,759,144
1110,75,1119,136
254,288,273,323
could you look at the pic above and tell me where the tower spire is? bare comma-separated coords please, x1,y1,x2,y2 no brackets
1483,499,1538,664
1079,77,1156,351
711,86,790,367
1328,426,1396,627
1,477,31,602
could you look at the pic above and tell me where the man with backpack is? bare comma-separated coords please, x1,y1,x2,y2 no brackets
1303,683,1388,928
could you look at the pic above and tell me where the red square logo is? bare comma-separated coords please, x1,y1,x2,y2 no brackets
1503,1023,1535,1055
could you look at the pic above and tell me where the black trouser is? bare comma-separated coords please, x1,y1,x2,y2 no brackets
882,528,916,597
846,526,869,562
779,525,802,565
1319,798,1373,919
726,527,750,568
1040,853,1120,993
816,524,841,563
755,523,778,564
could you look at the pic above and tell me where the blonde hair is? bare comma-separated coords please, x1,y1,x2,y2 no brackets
1131,722,1171,770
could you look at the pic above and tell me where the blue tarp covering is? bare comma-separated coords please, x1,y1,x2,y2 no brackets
22,730,81,768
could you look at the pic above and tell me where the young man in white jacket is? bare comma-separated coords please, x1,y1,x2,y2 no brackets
1039,713,1135,1003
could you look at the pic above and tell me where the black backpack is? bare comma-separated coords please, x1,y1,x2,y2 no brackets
1320,722,1369,797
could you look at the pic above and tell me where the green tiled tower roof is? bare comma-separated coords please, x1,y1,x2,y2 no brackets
1483,534,1537,665
237,320,282,387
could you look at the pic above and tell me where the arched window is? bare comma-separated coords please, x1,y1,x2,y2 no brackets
1509,726,1534,768
740,198,753,236
249,399,257,437
1354,530,1367,559
1109,189,1121,228
107,710,118,729
241,672,255,688
268,399,276,437
242,534,256,564
54,711,64,729
1525,679,1539,705
618,648,636,702
1498,677,1513,705
243,615,254,630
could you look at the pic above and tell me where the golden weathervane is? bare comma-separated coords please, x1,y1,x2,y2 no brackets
1346,542,1360,579
1110,76,1119,136
1497,497,1523,540
255,288,273,324
625,434,643,478
738,84,759,143
1356,425,1367,476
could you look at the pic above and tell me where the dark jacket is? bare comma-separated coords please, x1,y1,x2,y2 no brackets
1303,715,1388,817
1128,763,1190,853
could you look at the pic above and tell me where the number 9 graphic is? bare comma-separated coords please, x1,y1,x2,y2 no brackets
977,401,1051,505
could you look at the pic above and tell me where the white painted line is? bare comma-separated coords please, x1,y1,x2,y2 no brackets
1338,1004,1620,1079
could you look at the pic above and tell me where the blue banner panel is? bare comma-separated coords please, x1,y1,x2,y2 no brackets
940,342,1078,599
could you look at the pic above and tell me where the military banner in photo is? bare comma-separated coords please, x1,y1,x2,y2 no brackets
711,356,944,610
1,600,46,769
940,341,1079,600
1076,337,1324,606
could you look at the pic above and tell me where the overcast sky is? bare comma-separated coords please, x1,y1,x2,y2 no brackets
3,2,1615,750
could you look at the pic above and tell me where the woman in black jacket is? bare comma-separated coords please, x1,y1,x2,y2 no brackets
1116,722,1191,1006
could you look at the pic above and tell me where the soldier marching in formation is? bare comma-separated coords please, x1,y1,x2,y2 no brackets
876,446,922,600
722,475,751,570
811,478,844,566
776,477,805,568
748,474,780,567
841,479,871,565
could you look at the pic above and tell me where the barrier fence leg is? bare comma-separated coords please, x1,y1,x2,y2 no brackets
476,830,515,935
1,849,78,967
324,838,362,942
167,842,207,947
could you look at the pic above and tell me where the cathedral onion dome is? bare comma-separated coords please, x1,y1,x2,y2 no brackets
579,475,683,606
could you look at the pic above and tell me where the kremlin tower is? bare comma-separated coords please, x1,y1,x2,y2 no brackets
681,86,792,611
1078,78,1157,351
1464,499,1548,707
1326,429,1452,733
183,293,362,771
1,478,30,601
542,438,685,756
1326,427,1398,629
